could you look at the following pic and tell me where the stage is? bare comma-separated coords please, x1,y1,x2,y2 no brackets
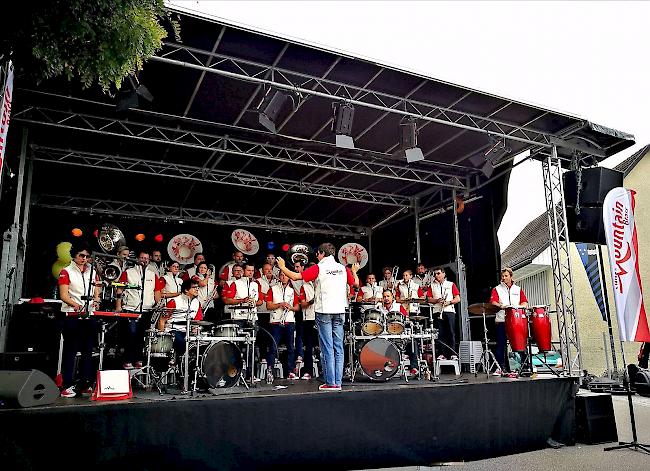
0,373,576,470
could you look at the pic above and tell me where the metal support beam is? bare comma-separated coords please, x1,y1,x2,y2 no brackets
452,190,470,341
32,146,411,207
14,106,466,190
414,198,421,262
33,195,362,237
542,145,581,375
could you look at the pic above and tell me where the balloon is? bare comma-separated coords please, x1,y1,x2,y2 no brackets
56,242,72,264
455,196,465,214
154,234,163,243
135,233,145,242
71,228,83,237
52,260,68,279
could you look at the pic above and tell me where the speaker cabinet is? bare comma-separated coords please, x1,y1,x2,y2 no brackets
0,369,59,408
566,206,607,245
564,167,624,207
575,393,618,444
635,370,650,397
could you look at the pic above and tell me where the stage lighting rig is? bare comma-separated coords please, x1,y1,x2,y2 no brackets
332,102,355,149
116,76,153,113
257,88,296,133
399,118,424,163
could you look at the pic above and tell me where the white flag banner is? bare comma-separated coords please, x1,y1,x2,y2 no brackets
603,187,650,342
0,60,14,181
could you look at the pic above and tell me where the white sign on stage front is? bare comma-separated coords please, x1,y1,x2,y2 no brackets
603,187,650,342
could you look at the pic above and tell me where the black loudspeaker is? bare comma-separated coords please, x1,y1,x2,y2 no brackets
0,369,59,408
575,393,618,444
635,370,650,397
566,206,607,245
0,352,57,379
563,167,624,206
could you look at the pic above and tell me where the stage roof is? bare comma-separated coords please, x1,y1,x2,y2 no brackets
10,7,635,236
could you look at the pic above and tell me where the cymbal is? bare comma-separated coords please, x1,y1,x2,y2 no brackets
467,303,500,315
409,315,428,321
170,319,214,327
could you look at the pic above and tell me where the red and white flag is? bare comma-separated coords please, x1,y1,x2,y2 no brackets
0,61,14,184
603,187,650,342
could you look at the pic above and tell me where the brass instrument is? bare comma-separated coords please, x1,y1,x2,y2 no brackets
389,265,399,295
286,243,313,265
97,223,126,254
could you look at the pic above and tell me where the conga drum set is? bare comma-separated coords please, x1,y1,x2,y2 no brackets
504,304,557,376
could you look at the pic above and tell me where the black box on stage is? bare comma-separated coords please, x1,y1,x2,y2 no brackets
635,370,650,397
575,393,618,444
0,352,57,379
6,302,62,353
0,369,59,408
563,167,623,207
566,206,607,245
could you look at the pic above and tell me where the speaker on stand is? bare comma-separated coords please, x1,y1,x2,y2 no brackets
0,369,59,408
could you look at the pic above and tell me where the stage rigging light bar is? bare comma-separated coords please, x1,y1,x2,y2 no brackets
332,102,355,149
399,119,424,163
258,89,294,133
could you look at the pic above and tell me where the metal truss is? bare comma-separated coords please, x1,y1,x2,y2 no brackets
32,146,411,207
542,145,581,375
34,195,363,237
154,42,557,149
14,106,467,190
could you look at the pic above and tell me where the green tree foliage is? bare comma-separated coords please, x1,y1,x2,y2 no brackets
2,0,180,92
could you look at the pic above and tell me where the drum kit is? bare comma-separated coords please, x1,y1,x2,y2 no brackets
467,302,555,377
137,308,256,394
346,303,438,382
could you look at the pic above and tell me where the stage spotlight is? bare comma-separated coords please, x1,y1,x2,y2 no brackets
332,102,355,149
399,119,424,163
257,89,294,133
116,77,153,113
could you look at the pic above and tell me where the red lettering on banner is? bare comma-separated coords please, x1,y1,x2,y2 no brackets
612,201,632,293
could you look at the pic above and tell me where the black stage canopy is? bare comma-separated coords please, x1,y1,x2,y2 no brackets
2,7,635,297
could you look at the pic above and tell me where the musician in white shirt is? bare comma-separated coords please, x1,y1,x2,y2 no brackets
161,261,183,303
395,270,424,314
379,266,396,292
356,273,382,306
426,267,460,361
222,263,262,323
192,261,218,311
265,272,300,381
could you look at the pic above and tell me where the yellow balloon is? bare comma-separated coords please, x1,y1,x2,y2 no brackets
56,242,72,264
52,260,68,280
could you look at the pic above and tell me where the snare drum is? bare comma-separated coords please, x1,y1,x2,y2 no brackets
361,309,384,336
505,306,528,352
386,311,406,335
213,323,240,338
148,331,174,357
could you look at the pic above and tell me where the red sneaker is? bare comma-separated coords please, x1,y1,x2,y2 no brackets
319,384,341,391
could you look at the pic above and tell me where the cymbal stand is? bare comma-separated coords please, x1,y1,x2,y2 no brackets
346,307,359,383
97,319,119,371
182,309,192,394
427,306,439,380
237,331,252,390
478,307,499,378
131,328,162,394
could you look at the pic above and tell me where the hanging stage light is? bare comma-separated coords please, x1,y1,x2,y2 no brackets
399,118,424,163
332,102,355,149
116,76,153,113
257,89,294,133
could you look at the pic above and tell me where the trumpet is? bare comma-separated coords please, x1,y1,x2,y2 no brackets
390,265,399,294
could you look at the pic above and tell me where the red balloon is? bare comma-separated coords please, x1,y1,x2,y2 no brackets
71,228,83,237
282,243,290,252
154,234,164,243
93,229,99,238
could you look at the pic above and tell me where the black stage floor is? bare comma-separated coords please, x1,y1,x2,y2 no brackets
0,373,576,470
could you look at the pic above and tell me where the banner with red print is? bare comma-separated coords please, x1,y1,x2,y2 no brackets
0,60,14,186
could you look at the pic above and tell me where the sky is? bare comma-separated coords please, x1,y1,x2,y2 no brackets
168,1,650,251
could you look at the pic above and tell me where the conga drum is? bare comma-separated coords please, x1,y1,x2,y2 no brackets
505,306,528,352
530,305,552,352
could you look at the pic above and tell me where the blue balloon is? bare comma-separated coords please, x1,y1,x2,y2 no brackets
267,241,275,250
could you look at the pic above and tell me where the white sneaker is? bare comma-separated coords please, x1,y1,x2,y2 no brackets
450,355,459,360
301,373,312,380
60,386,77,398
492,370,503,376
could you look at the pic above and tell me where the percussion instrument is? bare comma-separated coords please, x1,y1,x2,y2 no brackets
467,303,500,315
180,340,243,389
147,330,174,357
505,306,528,352
386,311,406,335
530,305,552,352
361,309,384,336
170,319,214,328
358,338,401,381
213,323,241,338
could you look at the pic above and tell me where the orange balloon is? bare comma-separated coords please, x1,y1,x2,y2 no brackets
455,196,465,214
71,228,83,237
135,233,145,242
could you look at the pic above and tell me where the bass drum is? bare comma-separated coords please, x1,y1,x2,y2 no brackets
359,338,401,381
181,341,243,389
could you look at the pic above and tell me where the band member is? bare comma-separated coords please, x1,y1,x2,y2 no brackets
116,250,162,369
377,289,418,375
357,273,382,306
413,263,431,288
292,261,305,376
161,261,183,303
58,242,101,397
222,263,261,323
379,266,396,292
182,252,205,280
148,249,165,277
256,263,277,365
163,279,203,356
265,272,300,381
297,262,317,380
277,243,359,391
426,267,460,361
108,245,131,274
395,270,424,314
219,250,245,285
255,253,280,279
490,267,528,374
192,261,218,311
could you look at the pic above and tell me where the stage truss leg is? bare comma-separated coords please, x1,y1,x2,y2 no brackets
542,145,582,376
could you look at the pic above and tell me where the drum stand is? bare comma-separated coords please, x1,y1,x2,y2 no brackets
517,315,559,378
97,319,118,371
132,329,163,394
477,308,500,378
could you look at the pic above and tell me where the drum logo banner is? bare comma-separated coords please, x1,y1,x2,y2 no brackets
603,187,650,342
